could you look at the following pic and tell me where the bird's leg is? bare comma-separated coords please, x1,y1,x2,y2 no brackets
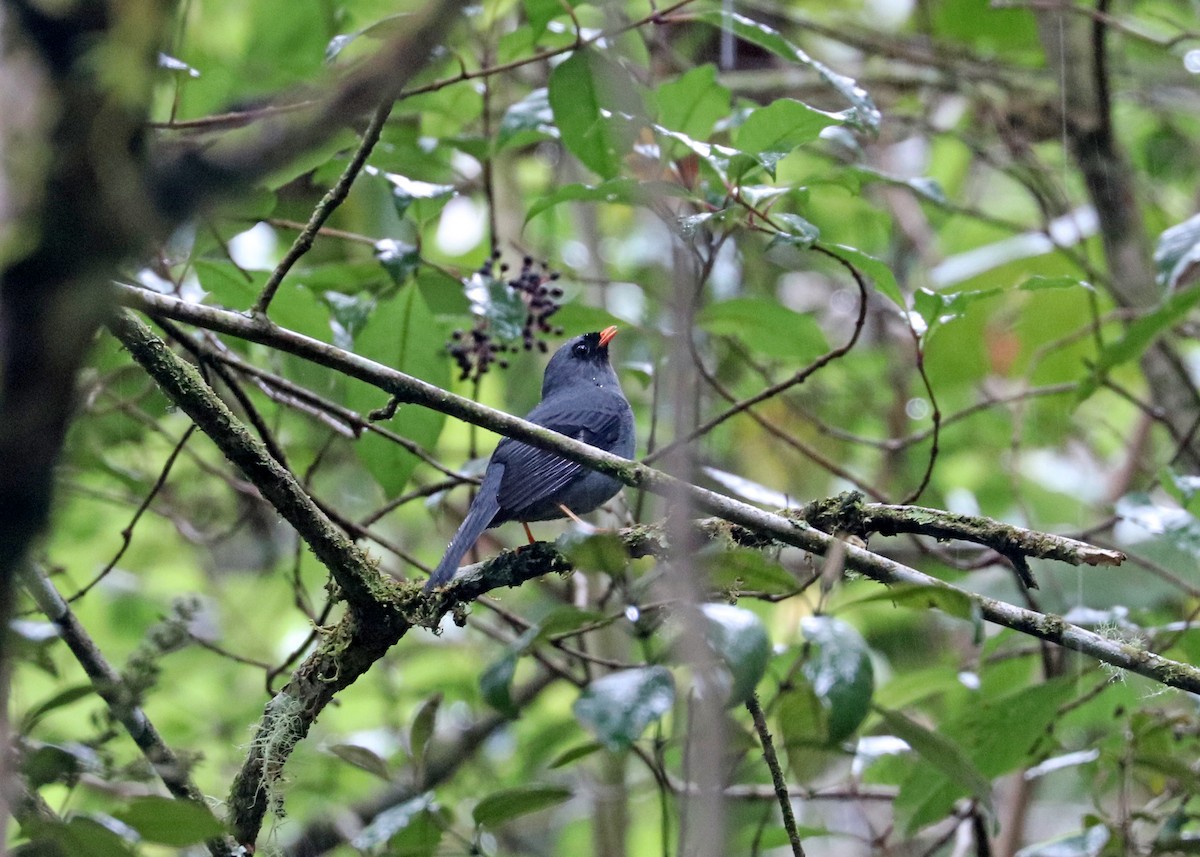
558,504,597,534
522,521,536,544
557,504,586,525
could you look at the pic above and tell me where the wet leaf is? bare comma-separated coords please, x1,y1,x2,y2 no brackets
548,49,645,179
574,666,674,750
351,793,437,851
800,616,874,743
702,603,771,704
1154,213,1200,289
690,11,880,131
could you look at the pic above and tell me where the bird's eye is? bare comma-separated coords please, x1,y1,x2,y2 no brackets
573,343,589,358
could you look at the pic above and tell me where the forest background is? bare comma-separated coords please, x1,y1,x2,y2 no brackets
3,0,1200,855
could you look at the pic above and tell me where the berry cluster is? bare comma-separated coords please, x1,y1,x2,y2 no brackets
447,253,565,382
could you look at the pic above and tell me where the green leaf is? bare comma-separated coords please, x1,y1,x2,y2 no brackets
344,285,448,497
847,166,947,205
574,666,675,751
703,547,798,595
913,286,1002,339
480,651,519,718
656,65,730,142
23,815,138,857
410,692,442,765
322,290,374,349
800,616,874,743
22,742,100,789
653,125,737,183
1015,824,1110,857
325,14,412,63
876,706,993,809
560,531,628,575
196,259,331,342
701,603,771,704
1076,286,1200,402
847,584,983,641
1154,213,1200,289
775,680,830,776
698,297,829,361
263,128,359,191
473,784,573,827
734,99,842,175
533,606,607,641
548,741,604,769
524,0,574,40
113,797,224,847
1018,275,1093,293
376,239,421,287
328,743,391,781
195,258,261,311
548,49,645,179
376,169,456,220
753,825,838,851
1162,468,1200,517
496,87,557,151
824,244,904,308
21,684,95,732
957,679,1075,778
351,793,437,851
464,271,529,341
689,11,880,132
772,212,820,247
1115,492,1200,560
525,178,689,224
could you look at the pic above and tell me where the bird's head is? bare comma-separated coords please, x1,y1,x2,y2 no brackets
542,326,620,397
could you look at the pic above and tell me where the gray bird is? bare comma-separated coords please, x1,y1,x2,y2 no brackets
426,326,635,588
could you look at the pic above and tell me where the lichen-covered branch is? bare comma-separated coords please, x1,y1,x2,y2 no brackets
19,563,236,857
801,491,1125,587
107,312,390,612
111,290,1200,852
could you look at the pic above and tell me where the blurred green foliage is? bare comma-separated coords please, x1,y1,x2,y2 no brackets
13,0,1200,854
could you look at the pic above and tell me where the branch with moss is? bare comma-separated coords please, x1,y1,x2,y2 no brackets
800,492,1123,588
19,563,237,857
112,295,1200,851
113,285,1124,573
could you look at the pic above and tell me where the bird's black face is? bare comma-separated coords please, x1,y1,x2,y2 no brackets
541,326,621,398
568,328,614,366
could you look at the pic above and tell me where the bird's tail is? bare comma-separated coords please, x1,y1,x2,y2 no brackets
426,466,503,589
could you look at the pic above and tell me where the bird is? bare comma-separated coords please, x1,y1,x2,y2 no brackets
426,326,635,589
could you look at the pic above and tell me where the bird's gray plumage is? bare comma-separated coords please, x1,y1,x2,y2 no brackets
426,329,634,588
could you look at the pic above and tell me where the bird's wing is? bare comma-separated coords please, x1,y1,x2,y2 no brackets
493,401,626,519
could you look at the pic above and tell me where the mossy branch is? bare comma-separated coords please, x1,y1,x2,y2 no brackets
109,292,1200,854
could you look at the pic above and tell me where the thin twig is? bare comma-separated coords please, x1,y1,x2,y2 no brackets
644,245,869,465
254,102,393,315
746,693,807,857
70,424,196,602
19,563,238,857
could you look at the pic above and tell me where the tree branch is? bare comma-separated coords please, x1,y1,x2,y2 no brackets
1034,4,1200,468
107,311,391,613
147,0,469,220
19,563,236,857
113,288,1200,852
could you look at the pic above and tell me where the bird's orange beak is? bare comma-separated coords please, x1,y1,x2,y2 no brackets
598,325,618,347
